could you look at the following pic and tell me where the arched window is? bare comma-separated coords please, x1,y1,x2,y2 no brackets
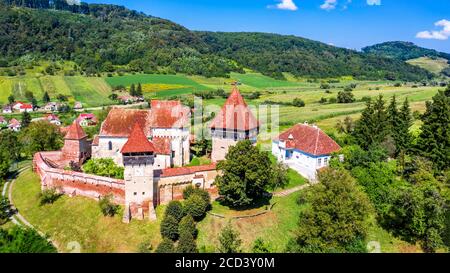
108,141,112,151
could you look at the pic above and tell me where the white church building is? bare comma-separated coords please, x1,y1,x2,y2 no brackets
272,122,341,182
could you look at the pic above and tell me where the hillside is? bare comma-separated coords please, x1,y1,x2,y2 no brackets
362,41,450,62
0,1,432,81
406,57,449,74
199,32,431,81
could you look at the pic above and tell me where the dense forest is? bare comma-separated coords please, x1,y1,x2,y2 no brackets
0,0,433,81
362,41,450,62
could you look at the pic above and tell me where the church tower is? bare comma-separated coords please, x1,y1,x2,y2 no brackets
62,121,90,164
121,123,156,222
210,87,260,162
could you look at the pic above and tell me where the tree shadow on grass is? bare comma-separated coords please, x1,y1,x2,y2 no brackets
216,193,272,212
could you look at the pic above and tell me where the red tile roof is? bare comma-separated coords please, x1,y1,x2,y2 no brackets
161,163,217,177
149,100,190,128
276,124,341,156
121,123,155,154
20,103,33,109
210,87,259,131
152,137,171,155
0,116,6,123
8,118,20,127
65,121,87,140
100,109,151,138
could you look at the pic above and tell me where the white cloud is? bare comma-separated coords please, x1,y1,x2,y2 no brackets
269,0,298,11
320,0,337,11
367,0,381,5
416,19,450,40
66,0,80,5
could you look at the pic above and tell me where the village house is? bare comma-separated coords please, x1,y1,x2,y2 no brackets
77,113,97,127
11,101,24,111
0,116,7,127
73,101,83,111
43,102,64,112
272,122,341,182
19,103,34,113
8,118,21,132
210,87,259,162
2,105,12,114
46,114,62,126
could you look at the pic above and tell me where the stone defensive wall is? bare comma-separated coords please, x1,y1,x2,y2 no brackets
33,152,126,204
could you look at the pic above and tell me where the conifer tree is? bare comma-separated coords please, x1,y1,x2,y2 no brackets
129,84,136,96
176,230,198,253
372,95,389,145
353,99,375,149
42,91,50,103
21,111,31,128
397,98,413,154
136,83,143,96
416,91,450,171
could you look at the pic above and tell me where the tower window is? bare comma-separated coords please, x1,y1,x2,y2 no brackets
142,192,145,195
133,192,137,196
108,141,112,150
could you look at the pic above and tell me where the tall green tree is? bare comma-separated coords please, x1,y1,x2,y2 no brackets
288,168,372,253
0,226,56,253
177,230,198,253
42,91,50,103
416,91,450,171
19,121,63,157
0,130,21,161
155,238,175,253
387,96,412,156
136,83,143,96
129,84,136,96
353,95,389,149
21,111,31,128
215,140,288,207
0,148,11,179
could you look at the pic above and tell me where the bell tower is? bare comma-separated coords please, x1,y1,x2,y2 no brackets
121,123,157,223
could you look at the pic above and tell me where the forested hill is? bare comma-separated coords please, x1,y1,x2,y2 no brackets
199,32,431,80
362,41,450,62
0,1,432,81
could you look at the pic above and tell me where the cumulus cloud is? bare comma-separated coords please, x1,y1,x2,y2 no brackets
268,0,298,11
416,19,450,40
320,0,338,11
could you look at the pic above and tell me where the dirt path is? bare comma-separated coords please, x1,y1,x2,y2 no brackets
273,183,310,197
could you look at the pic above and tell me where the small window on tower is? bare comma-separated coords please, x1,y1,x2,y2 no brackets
142,192,145,195
133,192,137,196
108,141,112,150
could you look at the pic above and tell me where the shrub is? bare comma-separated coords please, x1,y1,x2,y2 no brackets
99,194,119,217
179,215,198,238
177,230,198,253
165,201,185,222
0,196,11,224
183,186,211,206
184,194,209,221
337,90,355,103
0,226,56,253
155,238,175,253
319,97,327,104
252,238,272,253
82,158,124,179
293,98,305,107
218,223,242,253
39,188,61,206
160,215,179,241
328,97,337,104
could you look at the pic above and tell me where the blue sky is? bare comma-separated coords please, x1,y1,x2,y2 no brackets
84,0,450,53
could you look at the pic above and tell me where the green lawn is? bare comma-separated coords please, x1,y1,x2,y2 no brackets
11,169,164,253
407,57,449,74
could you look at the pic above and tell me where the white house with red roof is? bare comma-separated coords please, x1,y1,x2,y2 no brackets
19,103,33,113
8,118,21,132
45,114,61,126
76,113,97,127
92,100,190,168
2,105,12,114
210,87,259,162
272,122,341,181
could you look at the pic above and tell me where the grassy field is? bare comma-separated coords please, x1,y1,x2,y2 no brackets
11,169,164,253
105,74,212,98
407,57,449,74
0,75,115,107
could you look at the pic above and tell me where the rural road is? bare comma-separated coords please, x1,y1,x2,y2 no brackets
2,166,60,251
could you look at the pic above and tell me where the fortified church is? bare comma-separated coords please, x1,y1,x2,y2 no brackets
33,87,259,222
